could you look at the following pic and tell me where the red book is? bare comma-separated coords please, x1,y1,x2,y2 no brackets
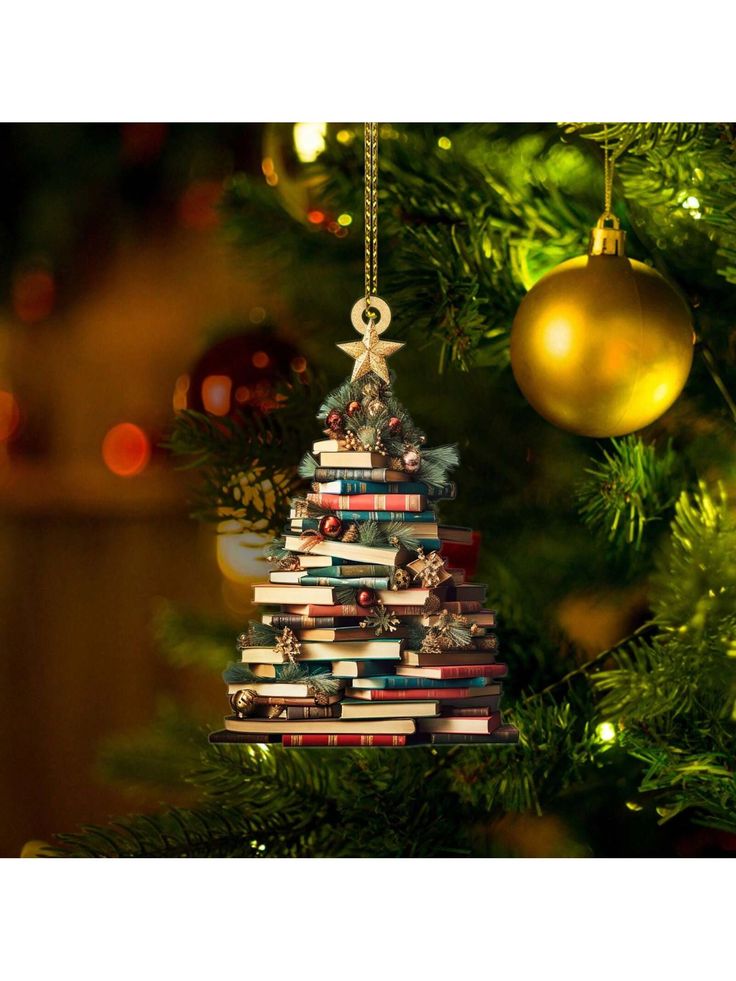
346,686,475,701
442,706,497,717
283,733,407,747
440,531,481,578
397,663,508,680
306,493,426,512
292,604,429,617
440,601,482,613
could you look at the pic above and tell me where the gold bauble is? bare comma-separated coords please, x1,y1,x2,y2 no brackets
510,220,694,437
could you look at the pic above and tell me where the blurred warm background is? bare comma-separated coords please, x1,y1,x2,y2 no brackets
0,123,303,856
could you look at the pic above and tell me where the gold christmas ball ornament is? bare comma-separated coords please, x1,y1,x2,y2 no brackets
510,216,695,437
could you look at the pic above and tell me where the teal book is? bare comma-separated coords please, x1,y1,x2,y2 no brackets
315,480,456,499
306,564,394,578
300,576,391,589
333,510,437,522
416,538,442,552
351,675,489,689
291,513,435,526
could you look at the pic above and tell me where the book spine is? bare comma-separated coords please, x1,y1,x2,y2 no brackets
208,730,282,744
332,510,436,522
286,705,342,720
416,664,507,679
283,734,407,747
290,515,435,527
442,706,501,717
314,468,400,481
255,695,323,706
267,615,361,628
426,482,457,501
312,480,457,499
418,539,442,551
487,725,520,743
303,604,428,616
300,576,391,589
351,687,472,701
307,493,425,511
380,675,483,689
314,481,425,494
440,696,502,714
306,564,394,578
441,601,482,613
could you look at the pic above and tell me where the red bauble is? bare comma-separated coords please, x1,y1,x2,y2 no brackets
356,587,377,608
346,400,361,417
326,409,344,433
388,416,402,435
185,330,306,417
319,515,343,540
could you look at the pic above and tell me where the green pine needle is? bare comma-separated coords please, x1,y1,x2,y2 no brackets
577,437,686,551
298,453,318,479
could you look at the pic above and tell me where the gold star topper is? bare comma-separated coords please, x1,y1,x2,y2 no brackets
338,296,404,384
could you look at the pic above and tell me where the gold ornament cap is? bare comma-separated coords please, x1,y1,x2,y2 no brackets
588,213,626,257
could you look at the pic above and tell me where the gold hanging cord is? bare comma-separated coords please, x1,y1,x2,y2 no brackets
338,122,404,381
364,122,379,313
589,124,627,257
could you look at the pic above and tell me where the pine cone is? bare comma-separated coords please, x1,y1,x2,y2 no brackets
419,629,443,654
423,594,442,615
341,523,360,542
474,635,498,651
308,686,331,706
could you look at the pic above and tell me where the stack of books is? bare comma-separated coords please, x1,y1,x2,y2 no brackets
210,430,519,748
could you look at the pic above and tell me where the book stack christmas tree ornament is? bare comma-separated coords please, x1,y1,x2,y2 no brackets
209,123,518,747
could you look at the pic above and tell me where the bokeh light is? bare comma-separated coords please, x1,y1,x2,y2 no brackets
201,375,232,416
0,391,21,442
217,528,267,583
102,423,151,477
293,122,327,163
172,374,190,412
596,721,617,743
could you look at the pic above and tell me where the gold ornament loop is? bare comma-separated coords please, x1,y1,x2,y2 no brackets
589,212,626,257
350,295,392,336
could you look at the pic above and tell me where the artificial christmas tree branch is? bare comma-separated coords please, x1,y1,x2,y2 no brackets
523,622,654,703
696,338,736,426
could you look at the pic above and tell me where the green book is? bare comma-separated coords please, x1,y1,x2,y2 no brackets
306,564,395,578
